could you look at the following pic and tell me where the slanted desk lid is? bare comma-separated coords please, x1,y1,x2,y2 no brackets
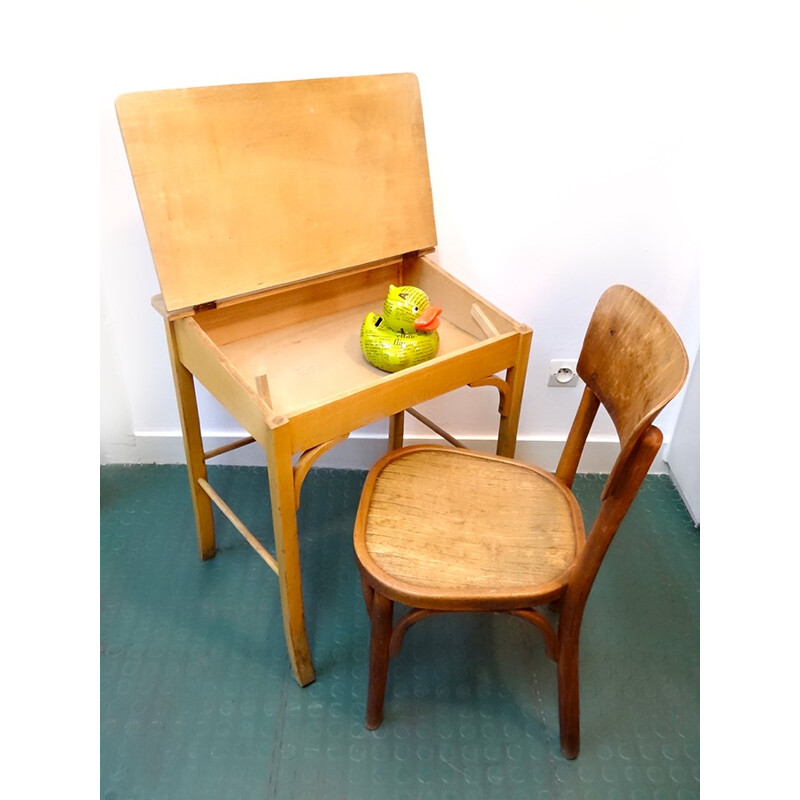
116,74,438,313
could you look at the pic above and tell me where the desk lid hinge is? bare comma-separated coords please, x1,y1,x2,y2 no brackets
193,301,218,313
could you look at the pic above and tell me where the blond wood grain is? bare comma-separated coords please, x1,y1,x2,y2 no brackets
405,407,466,449
208,300,480,417
496,323,532,457
405,254,517,338
388,411,405,451
255,374,272,406
197,478,279,574
173,318,276,444
195,260,403,346
286,333,521,453
266,421,316,686
293,434,349,509
116,75,436,312
467,375,512,416
164,318,216,559
471,303,500,338
203,436,256,460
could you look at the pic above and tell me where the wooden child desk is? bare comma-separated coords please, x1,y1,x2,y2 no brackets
116,74,532,686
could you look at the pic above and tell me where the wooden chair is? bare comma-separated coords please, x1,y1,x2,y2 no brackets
353,284,689,759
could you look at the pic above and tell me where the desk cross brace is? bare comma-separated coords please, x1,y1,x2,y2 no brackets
196,433,350,573
402,374,512,449
197,477,280,575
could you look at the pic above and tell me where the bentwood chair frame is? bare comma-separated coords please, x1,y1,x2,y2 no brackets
354,284,689,758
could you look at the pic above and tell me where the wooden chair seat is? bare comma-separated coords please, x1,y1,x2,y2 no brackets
355,446,584,610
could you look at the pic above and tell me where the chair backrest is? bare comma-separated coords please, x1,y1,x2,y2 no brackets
554,285,689,626
556,285,689,499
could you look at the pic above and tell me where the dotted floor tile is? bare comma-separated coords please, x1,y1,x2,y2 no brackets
101,465,699,799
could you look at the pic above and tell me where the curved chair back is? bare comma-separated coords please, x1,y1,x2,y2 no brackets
557,285,689,499
556,284,689,643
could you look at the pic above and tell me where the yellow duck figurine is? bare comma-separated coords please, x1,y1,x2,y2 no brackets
361,285,443,372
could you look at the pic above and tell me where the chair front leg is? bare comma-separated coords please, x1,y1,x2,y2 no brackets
365,592,394,730
360,575,375,615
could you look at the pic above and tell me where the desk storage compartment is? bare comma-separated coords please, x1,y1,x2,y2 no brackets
179,253,521,452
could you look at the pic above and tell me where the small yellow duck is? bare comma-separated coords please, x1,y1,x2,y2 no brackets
361,285,442,372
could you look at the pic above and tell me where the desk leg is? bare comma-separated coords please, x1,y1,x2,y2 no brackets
165,320,216,560
266,421,316,687
497,326,532,458
388,411,405,452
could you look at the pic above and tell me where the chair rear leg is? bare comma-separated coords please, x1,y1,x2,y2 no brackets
557,638,581,759
365,592,394,730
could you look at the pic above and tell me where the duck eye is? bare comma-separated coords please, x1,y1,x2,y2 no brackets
413,306,419,313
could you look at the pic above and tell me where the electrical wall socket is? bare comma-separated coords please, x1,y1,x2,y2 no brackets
547,359,579,387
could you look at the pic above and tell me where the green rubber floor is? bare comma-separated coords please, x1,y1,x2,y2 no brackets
100,464,699,799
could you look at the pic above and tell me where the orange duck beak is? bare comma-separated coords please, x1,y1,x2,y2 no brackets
414,305,442,332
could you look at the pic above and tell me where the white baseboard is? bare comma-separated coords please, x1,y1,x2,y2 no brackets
102,431,671,475
666,462,700,526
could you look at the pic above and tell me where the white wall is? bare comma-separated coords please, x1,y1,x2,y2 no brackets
100,1,704,473
666,351,700,524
